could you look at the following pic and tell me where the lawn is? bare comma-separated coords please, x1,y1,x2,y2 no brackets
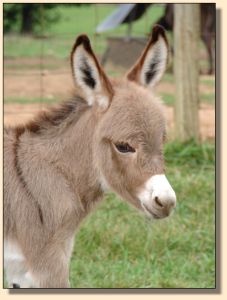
3,4,216,289
69,141,215,288
4,4,164,58
160,91,215,106
4,3,215,106
4,3,211,71
3,140,215,289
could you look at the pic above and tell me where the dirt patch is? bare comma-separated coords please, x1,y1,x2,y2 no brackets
164,105,215,142
4,57,215,141
4,57,73,100
4,104,50,126
4,72,74,100
199,83,215,95
4,57,215,99
4,70,214,105
156,82,175,94
4,56,69,69
4,103,215,141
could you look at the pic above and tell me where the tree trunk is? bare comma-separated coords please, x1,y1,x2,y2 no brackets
21,5,34,33
174,4,200,142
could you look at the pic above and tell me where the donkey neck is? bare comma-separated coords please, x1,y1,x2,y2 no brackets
20,101,104,212
50,108,104,210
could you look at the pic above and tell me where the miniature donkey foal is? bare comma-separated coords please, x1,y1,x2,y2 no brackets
4,25,176,288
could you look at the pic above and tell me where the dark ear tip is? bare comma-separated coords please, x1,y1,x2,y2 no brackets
73,34,91,51
76,34,90,45
151,24,166,42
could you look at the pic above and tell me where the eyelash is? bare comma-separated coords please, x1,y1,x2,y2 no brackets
114,142,136,153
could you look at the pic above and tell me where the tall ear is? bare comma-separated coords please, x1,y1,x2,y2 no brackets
71,35,114,109
126,25,169,88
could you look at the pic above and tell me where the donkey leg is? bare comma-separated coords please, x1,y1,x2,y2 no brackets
4,240,36,288
29,237,74,288
32,253,70,288
201,32,213,75
5,251,69,288
5,259,35,288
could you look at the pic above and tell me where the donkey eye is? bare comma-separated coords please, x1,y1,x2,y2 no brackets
114,142,135,153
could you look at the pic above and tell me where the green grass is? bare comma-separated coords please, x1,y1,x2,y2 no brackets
161,93,175,106
4,4,214,77
4,4,164,59
3,5,215,289
69,140,215,288
162,74,215,87
4,97,60,104
200,78,215,87
4,91,215,106
162,73,174,83
200,93,215,104
4,96,62,105
160,73,215,106
3,137,215,288
160,92,215,106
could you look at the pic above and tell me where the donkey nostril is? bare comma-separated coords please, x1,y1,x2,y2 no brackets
154,196,164,208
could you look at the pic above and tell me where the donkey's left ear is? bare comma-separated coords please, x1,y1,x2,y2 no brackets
126,25,169,88
71,35,114,109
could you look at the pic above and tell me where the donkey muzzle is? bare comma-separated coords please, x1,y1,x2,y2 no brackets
138,174,177,219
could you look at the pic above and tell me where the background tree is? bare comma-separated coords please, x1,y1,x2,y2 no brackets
3,4,21,33
4,4,59,34
4,3,92,34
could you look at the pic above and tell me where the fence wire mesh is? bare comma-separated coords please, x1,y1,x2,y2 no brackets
4,3,214,130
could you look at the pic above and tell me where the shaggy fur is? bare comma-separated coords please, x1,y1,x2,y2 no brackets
4,25,173,288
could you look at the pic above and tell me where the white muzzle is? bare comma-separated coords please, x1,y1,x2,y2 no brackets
138,174,176,219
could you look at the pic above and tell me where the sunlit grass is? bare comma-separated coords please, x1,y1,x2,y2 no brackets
3,141,216,288
4,4,215,289
4,4,164,58
69,141,215,288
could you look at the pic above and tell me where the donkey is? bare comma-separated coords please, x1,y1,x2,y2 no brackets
155,3,215,74
4,25,176,288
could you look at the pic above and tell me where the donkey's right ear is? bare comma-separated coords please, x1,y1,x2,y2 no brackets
126,25,169,89
71,35,114,109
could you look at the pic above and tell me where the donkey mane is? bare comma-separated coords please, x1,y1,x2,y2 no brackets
6,93,89,138
3,27,177,288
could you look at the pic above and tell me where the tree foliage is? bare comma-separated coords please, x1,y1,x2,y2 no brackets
4,3,59,34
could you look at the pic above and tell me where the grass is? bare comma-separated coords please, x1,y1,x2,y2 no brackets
68,140,215,288
200,78,215,86
161,93,175,106
163,73,174,83
4,4,164,58
160,92,215,106
4,5,215,289
4,90,214,106
4,97,60,105
4,62,65,71
4,4,215,102
163,73,215,87
200,93,215,104
3,140,215,289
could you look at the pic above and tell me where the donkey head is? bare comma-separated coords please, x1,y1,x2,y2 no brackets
71,25,176,219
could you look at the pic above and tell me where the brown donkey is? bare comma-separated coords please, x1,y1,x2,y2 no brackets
4,25,176,288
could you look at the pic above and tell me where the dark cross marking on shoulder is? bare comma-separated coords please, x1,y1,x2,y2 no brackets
37,204,44,225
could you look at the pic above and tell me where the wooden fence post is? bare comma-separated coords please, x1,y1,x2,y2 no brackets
174,4,200,142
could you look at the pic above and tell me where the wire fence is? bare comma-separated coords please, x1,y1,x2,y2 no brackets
4,3,215,126
4,6,151,124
